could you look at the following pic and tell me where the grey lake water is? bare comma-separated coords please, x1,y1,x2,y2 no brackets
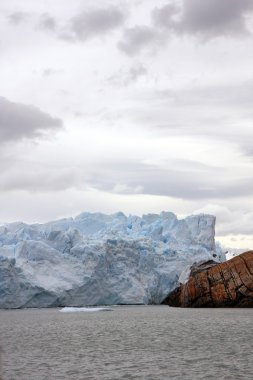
0,306,252,380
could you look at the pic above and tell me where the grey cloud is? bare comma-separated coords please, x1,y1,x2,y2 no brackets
8,11,56,31
105,165,253,201
0,166,81,193
2,155,252,203
42,68,60,77
39,13,57,31
70,6,126,41
129,64,147,81
94,163,253,201
153,0,253,39
107,64,147,86
241,143,253,157
118,26,161,56
152,3,180,29
117,0,253,56
0,96,63,143
180,0,253,37
171,82,253,108
8,11,29,25
123,82,253,157
43,68,55,77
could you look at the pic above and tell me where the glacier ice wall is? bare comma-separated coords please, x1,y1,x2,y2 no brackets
0,211,225,308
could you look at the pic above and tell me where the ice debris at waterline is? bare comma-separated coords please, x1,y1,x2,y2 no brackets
60,307,113,313
0,211,225,308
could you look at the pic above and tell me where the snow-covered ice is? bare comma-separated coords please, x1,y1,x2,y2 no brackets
0,211,225,308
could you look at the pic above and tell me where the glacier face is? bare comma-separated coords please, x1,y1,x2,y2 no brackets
0,212,225,308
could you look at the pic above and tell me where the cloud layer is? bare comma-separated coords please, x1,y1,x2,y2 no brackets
0,0,253,246
70,6,126,41
118,26,160,56
153,0,253,39
0,97,62,143
117,0,253,55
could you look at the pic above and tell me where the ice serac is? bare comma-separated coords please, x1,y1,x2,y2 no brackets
0,212,225,308
163,251,253,307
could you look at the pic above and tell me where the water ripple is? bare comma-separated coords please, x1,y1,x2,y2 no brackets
0,306,252,380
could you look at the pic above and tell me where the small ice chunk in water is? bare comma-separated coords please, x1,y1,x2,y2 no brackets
60,307,113,313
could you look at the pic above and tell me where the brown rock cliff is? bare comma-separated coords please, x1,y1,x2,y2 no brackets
163,251,253,307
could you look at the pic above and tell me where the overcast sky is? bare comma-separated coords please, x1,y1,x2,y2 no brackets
0,0,253,249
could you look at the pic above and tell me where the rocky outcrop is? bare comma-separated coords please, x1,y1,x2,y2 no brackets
163,251,253,307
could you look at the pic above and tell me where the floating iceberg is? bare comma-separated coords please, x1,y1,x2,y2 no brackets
60,307,113,313
0,211,225,308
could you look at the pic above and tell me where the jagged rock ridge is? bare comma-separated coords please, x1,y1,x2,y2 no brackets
0,211,225,308
163,251,253,307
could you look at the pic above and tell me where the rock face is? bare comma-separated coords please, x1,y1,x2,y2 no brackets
0,211,225,308
163,251,253,307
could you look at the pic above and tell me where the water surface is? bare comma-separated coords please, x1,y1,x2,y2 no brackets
0,306,252,379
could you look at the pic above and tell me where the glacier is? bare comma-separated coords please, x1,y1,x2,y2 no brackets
0,211,225,308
